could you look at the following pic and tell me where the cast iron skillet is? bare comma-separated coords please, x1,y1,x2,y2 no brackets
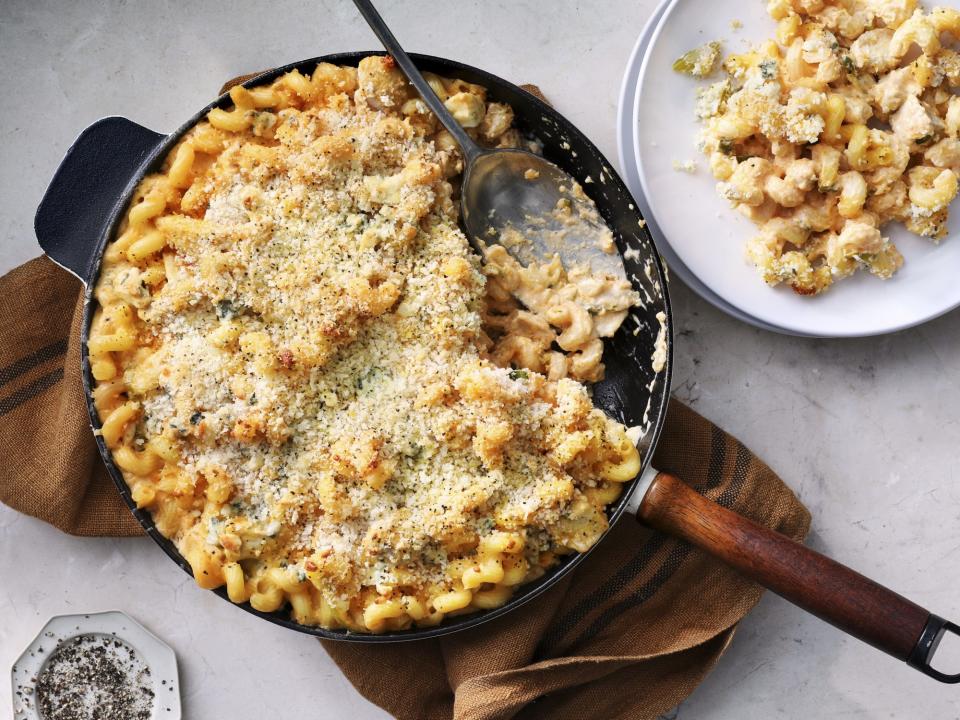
34,53,959,683
35,51,672,642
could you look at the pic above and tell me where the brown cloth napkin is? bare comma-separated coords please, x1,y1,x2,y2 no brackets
0,256,811,719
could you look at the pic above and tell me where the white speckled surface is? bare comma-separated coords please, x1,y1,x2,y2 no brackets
1,1,959,718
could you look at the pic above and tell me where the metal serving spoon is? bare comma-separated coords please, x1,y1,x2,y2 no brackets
352,0,625,278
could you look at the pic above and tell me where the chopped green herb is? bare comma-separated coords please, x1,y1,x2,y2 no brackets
509,369,528,380
719,138,735,155
477,517,496,533
215,299,235,319
673,41,722,78
759,59,778,80
841,56,856,74
355,366,384,391
915,134,933,145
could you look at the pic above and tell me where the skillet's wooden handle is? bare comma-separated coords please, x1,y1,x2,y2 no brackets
638,472,959,681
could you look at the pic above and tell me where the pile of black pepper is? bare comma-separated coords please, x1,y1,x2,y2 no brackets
33,634,154,720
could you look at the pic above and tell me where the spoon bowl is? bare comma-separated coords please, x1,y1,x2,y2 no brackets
462,149,628,277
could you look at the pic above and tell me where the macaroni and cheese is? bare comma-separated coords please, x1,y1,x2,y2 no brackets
89,57,643,632
679,0,960,295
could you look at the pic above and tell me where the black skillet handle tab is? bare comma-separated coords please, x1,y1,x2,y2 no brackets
907,615,960,683
35,116,165,283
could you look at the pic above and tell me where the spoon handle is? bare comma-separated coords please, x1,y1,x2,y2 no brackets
352,0,483,162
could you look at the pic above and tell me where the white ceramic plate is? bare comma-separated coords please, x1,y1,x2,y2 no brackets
11,611,181,720
616,0,813,336
634,0,960,338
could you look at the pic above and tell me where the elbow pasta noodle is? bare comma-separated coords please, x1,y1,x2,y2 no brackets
99,401,140,448
125,230,167,263
462,557,505,589
250,587,285,614
431,589,474,615
681,0,960,295
837,172,868,217
88,59,648,633
223,562,249,603
207,107,252,133
601,444,643,482
472,585,514,609
166,142,195,189
112,445,162,476
822,93,847,140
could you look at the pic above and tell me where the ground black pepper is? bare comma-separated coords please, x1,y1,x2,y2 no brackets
33,634,154,720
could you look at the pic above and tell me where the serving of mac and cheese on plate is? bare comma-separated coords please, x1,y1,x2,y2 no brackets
87,57,649,633
675,0,960,295
633,0,960,336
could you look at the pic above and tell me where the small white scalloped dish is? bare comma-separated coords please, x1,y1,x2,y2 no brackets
11,611,181,720
634,0,960,338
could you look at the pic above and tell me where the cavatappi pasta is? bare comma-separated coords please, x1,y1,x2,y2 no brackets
89,56,642,633
679,0,960,295
483,245,639,383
